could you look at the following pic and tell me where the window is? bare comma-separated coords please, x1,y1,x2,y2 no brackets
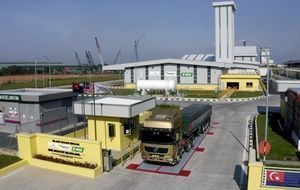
246,82,253,88
177,65,180,83
207,67,211,84
124,124,131,135
124,118,135,135
108,123,115,137
160,64,164,80
145,66,149,80
130,68,134,83
193,65,197,84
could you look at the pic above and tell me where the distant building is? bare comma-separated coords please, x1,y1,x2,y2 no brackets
284,60,300,69
103,1,264,91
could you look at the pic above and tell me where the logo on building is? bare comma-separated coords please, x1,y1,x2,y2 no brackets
48,142,85,154
0,94,21,101
180,72,193,77
164,71,176,77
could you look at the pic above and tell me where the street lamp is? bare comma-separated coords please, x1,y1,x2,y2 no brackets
34,58,40,88
42,56,51,88
242,40,270,165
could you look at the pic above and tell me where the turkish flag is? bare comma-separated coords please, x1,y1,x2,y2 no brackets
266,170,285,183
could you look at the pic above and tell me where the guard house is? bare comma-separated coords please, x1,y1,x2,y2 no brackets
74,96,156,152
0,88,76,133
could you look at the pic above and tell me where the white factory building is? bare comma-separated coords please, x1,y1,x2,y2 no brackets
103,1,266,91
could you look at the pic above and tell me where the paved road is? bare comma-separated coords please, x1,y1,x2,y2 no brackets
0,95,280,190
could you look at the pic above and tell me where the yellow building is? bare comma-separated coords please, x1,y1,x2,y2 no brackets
220,74,261,91
74,96,156,152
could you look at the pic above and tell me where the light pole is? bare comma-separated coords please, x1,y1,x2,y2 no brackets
242,40,270,165
42,56,51,88
35,59,37,88
34,58,39,88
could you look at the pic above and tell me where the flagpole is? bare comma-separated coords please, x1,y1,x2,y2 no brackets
93,81,97,140
82,88,87,139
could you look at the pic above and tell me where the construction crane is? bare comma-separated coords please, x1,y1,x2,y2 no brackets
113,49,122,64
95,37,105,66
134,33,146,62
88,51,95,65
85,50,91,65
75,51,81,65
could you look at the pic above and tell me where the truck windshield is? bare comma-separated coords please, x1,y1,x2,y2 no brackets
140,129,175,144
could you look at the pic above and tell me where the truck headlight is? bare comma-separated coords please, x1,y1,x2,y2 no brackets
167,158,174,162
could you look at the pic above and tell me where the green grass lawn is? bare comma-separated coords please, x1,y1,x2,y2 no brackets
0,74,121,90
0,154,21,169
257,114,298,161
230,91,264,98
179,90,222,98
109,88,135,95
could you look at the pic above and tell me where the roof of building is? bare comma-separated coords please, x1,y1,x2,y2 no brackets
181,54,215,61
74,96,156,118
103,58,259,71
284,60,300,65
0,88,74,102
212,1,236,11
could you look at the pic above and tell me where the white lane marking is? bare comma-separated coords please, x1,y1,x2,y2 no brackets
0,168,24,180
240,116,249,187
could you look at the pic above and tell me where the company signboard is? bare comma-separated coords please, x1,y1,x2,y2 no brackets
180,72,193,77
48,140,85,159
165,71,176,77
264,168,300,188
0,94,21,102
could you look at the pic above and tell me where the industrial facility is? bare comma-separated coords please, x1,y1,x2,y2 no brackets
103,1,265,92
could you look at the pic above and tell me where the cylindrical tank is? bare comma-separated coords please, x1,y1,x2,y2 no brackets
137,80,175,91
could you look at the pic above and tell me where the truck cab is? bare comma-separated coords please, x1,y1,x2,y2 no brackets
140,106,182,165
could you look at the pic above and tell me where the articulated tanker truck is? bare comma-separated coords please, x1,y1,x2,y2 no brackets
140,104,212,165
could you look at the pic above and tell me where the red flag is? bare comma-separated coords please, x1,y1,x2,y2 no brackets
266,170,285,183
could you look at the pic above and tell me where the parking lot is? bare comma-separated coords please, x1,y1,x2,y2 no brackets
0,95,280,190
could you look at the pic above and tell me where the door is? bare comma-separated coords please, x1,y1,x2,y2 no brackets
227,82,239,90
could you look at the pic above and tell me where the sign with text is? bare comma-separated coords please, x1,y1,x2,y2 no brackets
48,141,85,158
164,71,176,77
180,72,193,77
0,94,21,101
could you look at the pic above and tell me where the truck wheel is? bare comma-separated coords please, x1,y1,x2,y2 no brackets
185,141,192,152
191,137,195,148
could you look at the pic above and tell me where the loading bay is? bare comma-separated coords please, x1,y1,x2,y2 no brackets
0,95,280,190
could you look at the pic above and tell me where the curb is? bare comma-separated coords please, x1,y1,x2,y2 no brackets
156,95,266,103
0,160,28,176
78,94,267,103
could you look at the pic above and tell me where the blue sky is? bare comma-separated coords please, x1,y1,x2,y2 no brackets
0,0,299,64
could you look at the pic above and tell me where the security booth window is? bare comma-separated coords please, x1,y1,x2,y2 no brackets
108,123,115,137
123,118,135,135
246,82,253,88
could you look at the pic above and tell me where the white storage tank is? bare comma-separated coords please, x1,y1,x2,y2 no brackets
137,80,176,91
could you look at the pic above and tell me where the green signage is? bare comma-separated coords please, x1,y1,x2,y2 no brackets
0,94,21,101
72,146,84,153
180,72,193,77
